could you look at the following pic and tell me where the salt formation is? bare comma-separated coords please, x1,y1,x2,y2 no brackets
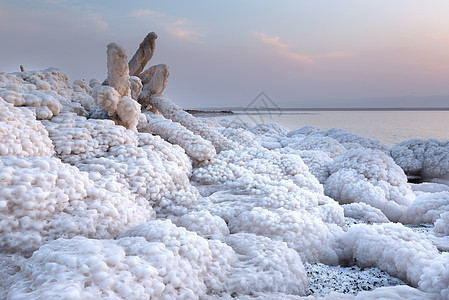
138,111,216,162
118,220,237,295
191,145,345,266
106,43,130,97
145,94,237,152
92,43,142,130
224,233,308,296
0,68,94,119
2,31,449,299
0,156,153,254
76,133,195,204
128,32,158,77
0,97,53,157
400,191,449,225
324,149,415,222
339,223,449,298
391,138,449,181
139,64,170,101
342,203,390,224
168,210,230,240
434,211,449,236
42,112,137,164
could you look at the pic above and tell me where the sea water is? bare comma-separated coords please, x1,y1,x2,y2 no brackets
210,110,449,147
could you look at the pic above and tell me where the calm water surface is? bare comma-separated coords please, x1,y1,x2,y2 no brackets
212,110,449,147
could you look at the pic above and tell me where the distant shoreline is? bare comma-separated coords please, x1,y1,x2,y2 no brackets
187,107,449,113
185,109,234,116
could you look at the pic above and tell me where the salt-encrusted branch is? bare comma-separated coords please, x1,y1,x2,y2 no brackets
143,94,238,152
138,64,169,109
107,43,130,97
139,110,216,162
129,32,158,77
93,43,141,130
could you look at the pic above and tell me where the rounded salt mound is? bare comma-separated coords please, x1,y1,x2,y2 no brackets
0,156,154,254
391,138,449,181
0,97,53,157
324,148,415,222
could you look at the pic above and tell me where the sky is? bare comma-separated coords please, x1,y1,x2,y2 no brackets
1,0,449,108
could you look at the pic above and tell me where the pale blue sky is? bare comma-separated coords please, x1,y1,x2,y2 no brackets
1,0,449,108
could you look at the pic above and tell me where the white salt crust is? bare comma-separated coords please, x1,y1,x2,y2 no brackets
324,148,415,222
0,156,153,254
139,111,216,162
1,65,447,299
391,138,449,180
339,223,449,298
149,94,237,152
0,97,53,157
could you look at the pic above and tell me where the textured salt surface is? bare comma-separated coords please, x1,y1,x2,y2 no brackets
1,34,449,299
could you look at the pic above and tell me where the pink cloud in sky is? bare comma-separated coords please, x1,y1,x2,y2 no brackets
128,9,204,43
253,31,315,63
253,31,356,63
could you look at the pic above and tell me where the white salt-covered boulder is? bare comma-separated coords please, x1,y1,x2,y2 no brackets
91,85,121,117
391,139,449,181
0,97,53,157
168,210,229,240
324,149,415,222
231,207,340,265
338,223,449,298
224,233,308,296
42,112,137,164
0,68,96,118
193,146,322,194
399,191,449,225
6,237,165,299
280,135,346,159
115,96,141,130
139,64,170,99
342,203,390,224
218,120,289,150
434,211,449,236
0,156,153,254
311,128,390,153
119,219,237,294
77,133,195,203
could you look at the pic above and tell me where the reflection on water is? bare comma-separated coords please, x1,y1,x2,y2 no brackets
211,110,449,147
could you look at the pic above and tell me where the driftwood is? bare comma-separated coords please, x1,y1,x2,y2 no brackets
128,32,158,77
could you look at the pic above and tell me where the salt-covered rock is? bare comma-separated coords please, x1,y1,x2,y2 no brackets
391,138,449,181
169,210,229,240
338,223,449,297
231,207,340,265
119,219,237,294
0,97,53,157
342,203,390,224
0,156,153,254
139,64,170,100
42,112,137,164
399,191,449,225
224,233,308,296
115,96,141,130
434,211,449,236
324,149,415,222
